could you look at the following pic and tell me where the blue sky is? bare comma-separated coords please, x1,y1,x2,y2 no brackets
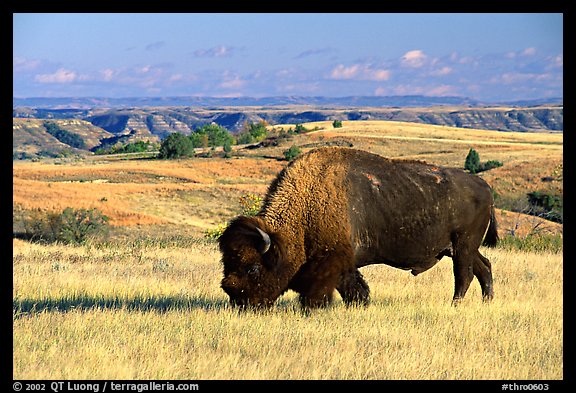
13,13,563,102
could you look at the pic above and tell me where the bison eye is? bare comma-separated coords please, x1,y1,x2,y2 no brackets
246,264,260,276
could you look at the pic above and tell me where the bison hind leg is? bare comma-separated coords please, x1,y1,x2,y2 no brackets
337,268,370,306
473,251,494,302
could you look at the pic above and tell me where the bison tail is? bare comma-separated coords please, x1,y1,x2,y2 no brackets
482,206,499,248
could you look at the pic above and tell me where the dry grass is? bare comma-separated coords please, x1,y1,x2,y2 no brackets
13,239,562,380
13,120,563,380
300,120,562,168
13,120,562,236
13,158,284,228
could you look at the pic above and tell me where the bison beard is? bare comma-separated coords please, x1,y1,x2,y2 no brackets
219,147,498,309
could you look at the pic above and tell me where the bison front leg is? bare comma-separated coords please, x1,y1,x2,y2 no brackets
337,268,370,306
297,265,340,309
292,247,355,309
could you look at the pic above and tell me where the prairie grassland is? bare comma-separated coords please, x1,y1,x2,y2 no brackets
13,120,562,236
300,120,562,168
13,238,562,380
13,120,563,379
13,158,284,229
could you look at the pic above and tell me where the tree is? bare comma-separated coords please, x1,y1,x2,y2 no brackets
464,148,504,174
283,145,302,161
333,120,343,128
223,140,233,158
190,124,234,148
236,121,269,144
464,148,481,174
158,132,194,159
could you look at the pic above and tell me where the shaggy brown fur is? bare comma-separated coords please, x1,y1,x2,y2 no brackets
219,147,497,309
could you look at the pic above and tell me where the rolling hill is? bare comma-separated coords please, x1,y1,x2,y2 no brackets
13,103,563,160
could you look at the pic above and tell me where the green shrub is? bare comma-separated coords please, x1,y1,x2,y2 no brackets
204,193,264,240
95,140,154,155
498,234,562,254
480,160,503,171
236,121,269,144
58,207,109,244
283,145,302,161
526,191,563,223
239,194,263,216
464,148,503,173
204,224,228,241
464,148,481,173
190,124,234,148
158,132,194,159
19,207,109,244
223,140,233,158
332,120,343,128
294,124,308,134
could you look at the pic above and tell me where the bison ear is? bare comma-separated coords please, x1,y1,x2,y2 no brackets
262,231,286,271
220,216,273,254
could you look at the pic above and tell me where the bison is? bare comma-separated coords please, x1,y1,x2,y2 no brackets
219,147,498,309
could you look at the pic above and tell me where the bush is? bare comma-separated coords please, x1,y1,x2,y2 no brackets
283,145,302,161
480,160,503,171
498,234,562,254
464,148,480,173
294,124,308,134
204,223,229,241
332,120,343,128
190,124,234,148
159,132,194,159
236,121,269,144
464,148,503,173
223,140,233,158
19,207,109,244
204,193,263,240
95,140,155,155
239,194,263,216
526,191,562,223
58,207,110,244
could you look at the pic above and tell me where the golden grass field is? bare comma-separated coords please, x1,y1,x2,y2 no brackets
13,239,562,379
13,120,563,380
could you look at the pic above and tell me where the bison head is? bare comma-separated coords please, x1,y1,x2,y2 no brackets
218,216,287,308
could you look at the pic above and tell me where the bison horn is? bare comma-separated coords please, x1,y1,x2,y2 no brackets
255,227,271,254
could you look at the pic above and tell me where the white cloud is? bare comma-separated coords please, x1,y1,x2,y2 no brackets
430,66,453,76
330,64,390,81
13,56,41,72
374,86,387,96
101,69,115,82
400,50,427,68
194,45,234,58
522,47,537,56
494,72,554,85
548,54,563,68
427,84,457,96
330,64,360,79
219,71,246,90
34,68,77,83
370,69,392,81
